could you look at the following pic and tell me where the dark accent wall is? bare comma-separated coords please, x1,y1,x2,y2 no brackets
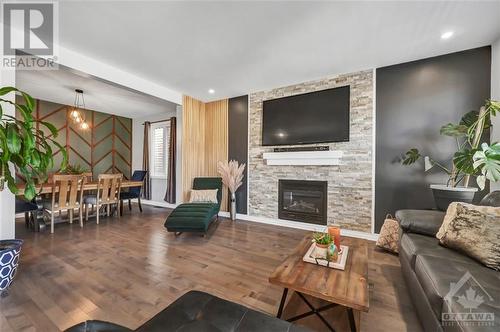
375,46,491,232
228,95,249,214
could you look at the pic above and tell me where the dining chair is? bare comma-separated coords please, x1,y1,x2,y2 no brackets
43,174,86,234
119,170,147,215
84,173,123,224
15,198,38,230
82,172,93,182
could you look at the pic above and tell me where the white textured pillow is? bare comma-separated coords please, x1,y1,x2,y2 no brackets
189,189,218,203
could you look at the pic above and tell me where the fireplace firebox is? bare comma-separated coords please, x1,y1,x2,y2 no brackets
278,180,327,225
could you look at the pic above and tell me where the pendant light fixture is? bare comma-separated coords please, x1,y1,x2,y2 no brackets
70,89,89,130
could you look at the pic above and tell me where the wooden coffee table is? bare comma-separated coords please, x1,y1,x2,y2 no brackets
269,235,369,332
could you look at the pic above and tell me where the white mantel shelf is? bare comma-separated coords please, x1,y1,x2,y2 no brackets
262,150,343,166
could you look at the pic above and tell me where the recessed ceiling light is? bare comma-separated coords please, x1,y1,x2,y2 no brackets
208,89,215,94
441,31,454,40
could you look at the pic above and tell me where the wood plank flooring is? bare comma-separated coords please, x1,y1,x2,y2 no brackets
0,205,423,331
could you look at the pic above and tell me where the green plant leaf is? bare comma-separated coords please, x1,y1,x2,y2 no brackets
24,181,36,201
40,121,58,137
473,143,500,183
453,148,478,175
477,175,486,190
31,150,41,168
20,92,35,110
402,148,421,165
0,86,17,96
6,123,21,154
486,99,500,117
460,109,491,130
16,104,33,122
4,171,18,195
440,123,468,137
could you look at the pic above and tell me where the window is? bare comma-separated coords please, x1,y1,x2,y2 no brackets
150,121,170,178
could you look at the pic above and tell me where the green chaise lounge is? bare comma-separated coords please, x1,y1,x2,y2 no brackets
164,177,223,236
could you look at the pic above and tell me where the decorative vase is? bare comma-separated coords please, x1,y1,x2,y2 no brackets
0,239,23,297
430,184,478,211
230,192,237,221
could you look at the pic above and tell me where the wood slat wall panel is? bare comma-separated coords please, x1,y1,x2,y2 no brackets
205,99,229,211
182,96,229,211
182,96,206,201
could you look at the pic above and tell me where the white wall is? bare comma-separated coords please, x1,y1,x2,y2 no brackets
491,38,500,191
0,65,16,239
132,104,182,204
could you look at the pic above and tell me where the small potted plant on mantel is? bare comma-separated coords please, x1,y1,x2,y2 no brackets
0,87,66,296
402,99,500,210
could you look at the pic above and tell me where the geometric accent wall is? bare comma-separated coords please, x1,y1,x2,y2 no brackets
16,97,132,180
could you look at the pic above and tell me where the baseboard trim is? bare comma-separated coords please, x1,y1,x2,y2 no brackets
139,200,379,241
227,212,379,242
139,199,177,209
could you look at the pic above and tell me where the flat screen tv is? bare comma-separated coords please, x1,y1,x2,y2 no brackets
262,86,350,146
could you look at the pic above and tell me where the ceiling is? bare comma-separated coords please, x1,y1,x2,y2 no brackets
38,1,500,101
16,66,179,118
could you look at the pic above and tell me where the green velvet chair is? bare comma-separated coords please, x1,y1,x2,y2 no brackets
164,177,223,236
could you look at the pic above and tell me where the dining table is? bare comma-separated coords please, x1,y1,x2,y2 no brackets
16,180,144,232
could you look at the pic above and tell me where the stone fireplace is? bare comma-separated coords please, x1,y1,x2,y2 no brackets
278,180,327,225
248,69,373,232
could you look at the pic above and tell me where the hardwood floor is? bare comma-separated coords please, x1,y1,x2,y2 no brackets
0,205,422,332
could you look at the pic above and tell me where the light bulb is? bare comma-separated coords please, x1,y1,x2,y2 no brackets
81,122,89,130
71,110,80,118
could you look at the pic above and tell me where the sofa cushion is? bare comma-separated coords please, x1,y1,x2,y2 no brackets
400,233,473,270
136,291,309,332
164,203,219,232
396,209,445,236
414,254,500,328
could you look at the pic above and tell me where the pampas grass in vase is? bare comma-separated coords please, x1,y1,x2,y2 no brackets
217,160,246,221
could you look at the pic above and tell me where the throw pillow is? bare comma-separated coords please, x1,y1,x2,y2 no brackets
189,189,218,203
376,215,399,254
437,202,500,271
436,202,460,240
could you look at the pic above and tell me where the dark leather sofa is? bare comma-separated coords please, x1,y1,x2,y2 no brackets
66,290,309,332
397,192,500,332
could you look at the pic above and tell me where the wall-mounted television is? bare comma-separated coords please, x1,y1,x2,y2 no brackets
262,86,350,146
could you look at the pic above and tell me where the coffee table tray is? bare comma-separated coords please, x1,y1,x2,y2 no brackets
302,243,349,270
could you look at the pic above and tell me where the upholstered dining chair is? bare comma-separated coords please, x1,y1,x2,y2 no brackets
84,173,123,224
43,174,86,234
119,170,147,215
15,198,38,230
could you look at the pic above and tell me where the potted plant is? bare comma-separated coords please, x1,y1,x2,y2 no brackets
402,99,500,210
0,86,67,295
312,232,332,258
217,160,245,221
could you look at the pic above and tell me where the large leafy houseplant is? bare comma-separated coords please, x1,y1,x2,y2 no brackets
402,100,500,189
0,87,67,201
402,99,500,209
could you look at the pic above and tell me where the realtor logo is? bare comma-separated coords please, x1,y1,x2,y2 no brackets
442,271,495,328
1,1,58,69
3,2,54,55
